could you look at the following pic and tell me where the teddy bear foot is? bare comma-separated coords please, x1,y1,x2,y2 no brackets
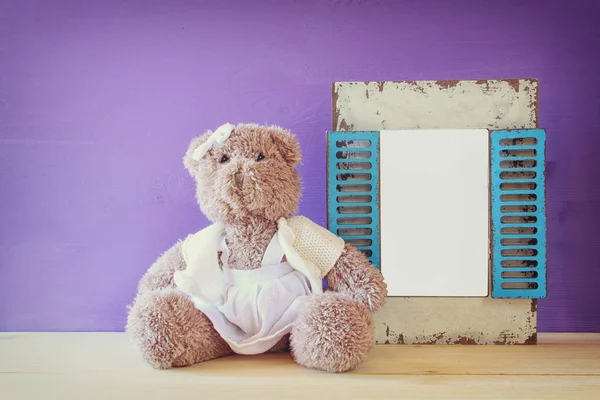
290,292,375,373
126,288,232,369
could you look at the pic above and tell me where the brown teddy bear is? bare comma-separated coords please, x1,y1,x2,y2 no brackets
126,123,387,373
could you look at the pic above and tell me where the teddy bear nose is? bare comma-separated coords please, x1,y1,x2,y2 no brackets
234,171,244,188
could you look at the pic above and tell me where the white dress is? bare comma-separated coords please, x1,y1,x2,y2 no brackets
173,217,345,355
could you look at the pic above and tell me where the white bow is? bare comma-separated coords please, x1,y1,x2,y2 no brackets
191,123,235,161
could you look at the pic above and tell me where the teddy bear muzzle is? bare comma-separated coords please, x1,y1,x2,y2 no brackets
234,171,244,189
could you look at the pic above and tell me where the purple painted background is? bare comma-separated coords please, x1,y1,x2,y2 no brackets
1,0,599,332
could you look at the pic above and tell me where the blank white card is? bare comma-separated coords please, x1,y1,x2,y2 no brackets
379,129,489,297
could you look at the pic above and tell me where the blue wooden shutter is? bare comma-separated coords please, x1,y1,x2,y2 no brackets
327,131,381,269
490,129,547,298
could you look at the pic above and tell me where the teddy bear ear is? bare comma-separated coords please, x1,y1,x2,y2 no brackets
268,126,302,166
182,131,212,175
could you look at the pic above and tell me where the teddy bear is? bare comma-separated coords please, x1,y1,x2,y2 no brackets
126,123,387,373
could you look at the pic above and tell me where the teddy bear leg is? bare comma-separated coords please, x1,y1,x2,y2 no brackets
290,292,374,373
126,288,233,369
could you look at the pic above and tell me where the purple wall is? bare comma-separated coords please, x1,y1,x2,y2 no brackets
1,0,599,332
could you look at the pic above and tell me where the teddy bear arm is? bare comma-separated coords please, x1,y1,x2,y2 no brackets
325,244,387,312
137,240,186,294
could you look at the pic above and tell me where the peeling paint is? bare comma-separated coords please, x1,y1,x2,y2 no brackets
531,300,538,313
454,336,477,345
495,330,516,345
435,79,460,89
333,79,538,131
524,332,537,345
399,80,427,95
505,79,520,93
374,296,536,344
339,118,354,131
396,333,405,344
331,83,340,131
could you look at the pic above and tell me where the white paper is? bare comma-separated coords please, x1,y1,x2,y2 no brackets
379,129,490,297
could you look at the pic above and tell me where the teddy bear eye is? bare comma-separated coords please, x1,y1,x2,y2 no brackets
256,153,265,162
219,154,229,163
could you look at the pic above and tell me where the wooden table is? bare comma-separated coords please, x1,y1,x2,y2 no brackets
1,332,599,399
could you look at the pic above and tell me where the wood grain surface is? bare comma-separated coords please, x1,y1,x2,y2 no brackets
1,332,599,400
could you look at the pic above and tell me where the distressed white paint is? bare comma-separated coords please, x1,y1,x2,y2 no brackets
379,129,489,297
374,297,537,345
333,79,539,344
333,80,538,131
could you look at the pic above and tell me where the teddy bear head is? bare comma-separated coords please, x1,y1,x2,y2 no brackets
183,123,302,225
